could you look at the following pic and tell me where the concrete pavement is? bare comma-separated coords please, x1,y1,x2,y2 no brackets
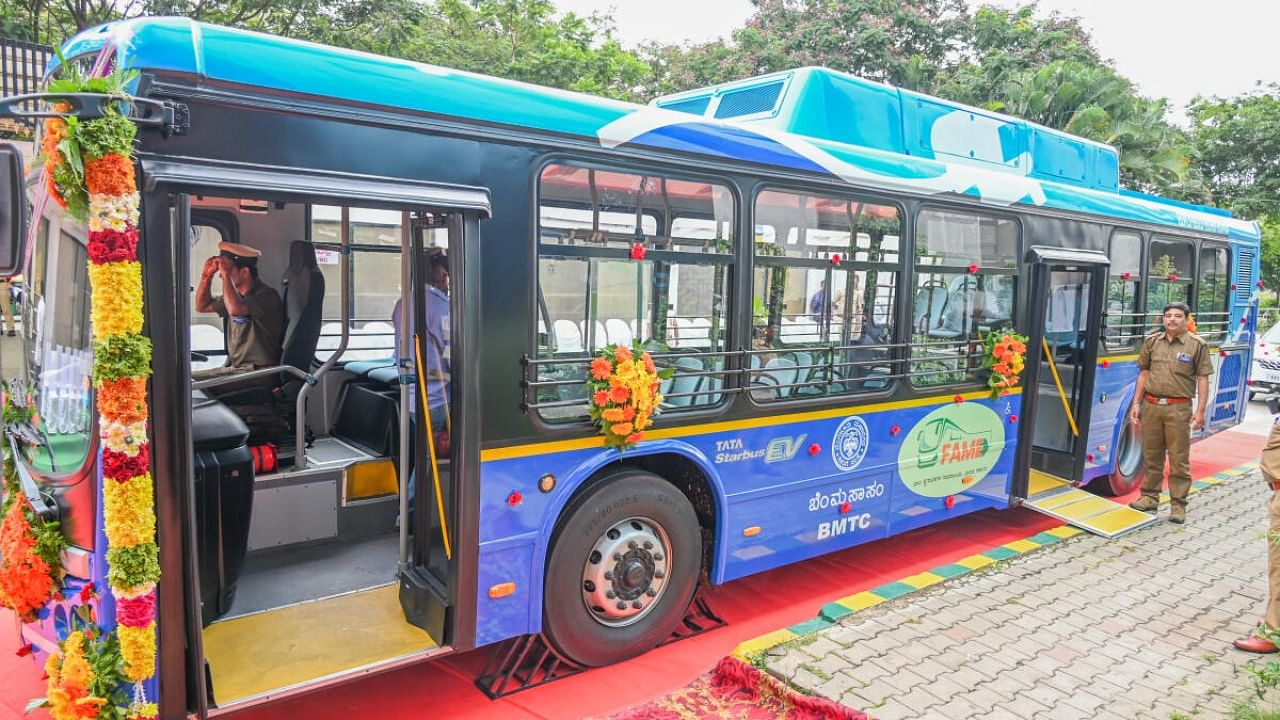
763,411,1280,720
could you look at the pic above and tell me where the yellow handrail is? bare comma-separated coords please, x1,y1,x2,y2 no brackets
1041,337,1080,437
416,334,453,560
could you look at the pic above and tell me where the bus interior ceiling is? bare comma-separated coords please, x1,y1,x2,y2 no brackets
187,195,447,705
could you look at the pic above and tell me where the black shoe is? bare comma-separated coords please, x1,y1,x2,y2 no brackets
5,330,14,336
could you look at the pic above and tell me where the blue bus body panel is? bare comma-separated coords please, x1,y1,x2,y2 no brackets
64,18,1261,244
475,394,1019,644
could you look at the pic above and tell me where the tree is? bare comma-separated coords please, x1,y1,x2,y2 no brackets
640,0,969,94
1189,86,1280,219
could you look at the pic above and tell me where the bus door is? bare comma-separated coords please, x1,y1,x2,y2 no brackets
399,211,470,646
1015,248,1108,489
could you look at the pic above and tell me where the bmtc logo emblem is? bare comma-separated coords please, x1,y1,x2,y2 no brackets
831,416,869,471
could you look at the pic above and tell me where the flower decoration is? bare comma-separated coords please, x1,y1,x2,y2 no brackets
36,628,128,720
981,331,1029,398
830,253,841,266
0,415,66,621
585,342,672,451
1121,272,1131,280
630,242,646,261
38,64,158,714
1169,273,1178,281
967,264,979,274
1186,315,1198,334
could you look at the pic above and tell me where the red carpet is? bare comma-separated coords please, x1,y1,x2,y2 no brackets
0,429,1265,720
594,657,867,720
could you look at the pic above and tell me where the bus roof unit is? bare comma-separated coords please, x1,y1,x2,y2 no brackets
653,67,1122,194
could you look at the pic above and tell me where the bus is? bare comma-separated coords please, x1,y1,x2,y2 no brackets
0,18,1260,718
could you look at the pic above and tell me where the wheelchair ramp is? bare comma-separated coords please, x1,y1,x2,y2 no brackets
1023,471,1158,538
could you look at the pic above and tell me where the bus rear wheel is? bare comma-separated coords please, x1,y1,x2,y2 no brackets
543,470,700,667
1089,419,1143,496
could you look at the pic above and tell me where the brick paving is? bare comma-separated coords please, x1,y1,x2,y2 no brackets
763,474,1280,719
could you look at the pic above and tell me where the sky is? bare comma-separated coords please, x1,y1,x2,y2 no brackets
554,0,1279,118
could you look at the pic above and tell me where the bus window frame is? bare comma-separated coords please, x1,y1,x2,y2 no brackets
1145,235,1197,334
746,183,907,405
527,156,742,430
1195,240,1231,345
909,202,1023,392
1103,228,1144,353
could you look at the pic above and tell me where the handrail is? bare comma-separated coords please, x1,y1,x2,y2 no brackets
1042,336,1080,437
190,363,310,391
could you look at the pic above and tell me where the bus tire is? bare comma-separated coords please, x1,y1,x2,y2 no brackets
542,469,700,667
1090,419,1143,496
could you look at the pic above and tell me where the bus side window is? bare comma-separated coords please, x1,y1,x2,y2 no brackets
533,164,735,422
910,208,1019,388
1105,231,1142,350
751,189,903,399
1146,238,1194,334
1196,244,1230,344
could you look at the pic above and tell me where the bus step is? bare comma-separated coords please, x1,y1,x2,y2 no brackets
1022,470,1159,538
474,586,726,699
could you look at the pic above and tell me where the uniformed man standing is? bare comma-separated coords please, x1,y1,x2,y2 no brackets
1127,301,1213,524
194,242,285,381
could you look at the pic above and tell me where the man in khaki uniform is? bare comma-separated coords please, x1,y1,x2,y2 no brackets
1127,302,1212,524
1233,420,1280,654
193,242,284,381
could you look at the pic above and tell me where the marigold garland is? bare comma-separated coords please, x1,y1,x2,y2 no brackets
106,543,160,591
84,154,136,197
584,342,671,451
92,334,152,383
102,447,149,482
87,262,144,338
103,474,155,548
981,331,1029,398
95,378,148,426
40,62,157,714
117,623,156,682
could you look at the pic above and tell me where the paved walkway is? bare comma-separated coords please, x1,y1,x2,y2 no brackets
764,471,1279,719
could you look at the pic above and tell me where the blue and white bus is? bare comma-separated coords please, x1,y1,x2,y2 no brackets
0,18,1260,717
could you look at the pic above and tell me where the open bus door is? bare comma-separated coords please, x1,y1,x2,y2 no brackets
1012,248,1157,537
143,160,488,713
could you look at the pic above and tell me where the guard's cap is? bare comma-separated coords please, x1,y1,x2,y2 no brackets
218,242,261,267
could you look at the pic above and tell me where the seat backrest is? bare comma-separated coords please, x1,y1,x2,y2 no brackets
663,356,704,407
552,319,583,352
605,318,633,347
764,356,798,398
280,241,325,372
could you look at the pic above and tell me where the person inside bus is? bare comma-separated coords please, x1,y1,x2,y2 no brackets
392,250,451,524
809,280,832,327
194,242,285,381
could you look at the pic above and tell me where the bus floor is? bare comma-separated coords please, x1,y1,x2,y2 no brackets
0,428,1267,720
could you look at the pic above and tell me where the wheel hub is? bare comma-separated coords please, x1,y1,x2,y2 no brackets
581,516,671,627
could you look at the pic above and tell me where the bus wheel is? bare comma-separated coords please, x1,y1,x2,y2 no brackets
1090,420,1142,496
543,470,700,667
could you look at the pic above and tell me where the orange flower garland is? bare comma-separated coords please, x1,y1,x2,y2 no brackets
41,67,157,719
585,343,670,450
982,331,1029,397
0,500,56,619
44,632,108,720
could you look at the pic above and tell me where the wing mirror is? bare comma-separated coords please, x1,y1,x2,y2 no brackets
0,143,27,276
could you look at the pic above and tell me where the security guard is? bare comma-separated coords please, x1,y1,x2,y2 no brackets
1233,419,1280,654
1127,301,1212,524
194,242,284,380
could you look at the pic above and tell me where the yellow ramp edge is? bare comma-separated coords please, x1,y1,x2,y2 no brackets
203,584,437,705
1023,471,1158,539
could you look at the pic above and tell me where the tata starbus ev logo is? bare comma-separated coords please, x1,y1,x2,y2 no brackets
898,404,1003,497
831,416,870,471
